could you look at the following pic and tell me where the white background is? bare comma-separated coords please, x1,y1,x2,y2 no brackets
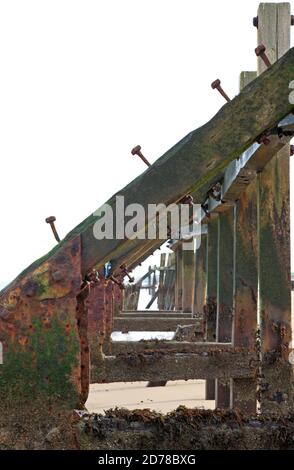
0,0,293,288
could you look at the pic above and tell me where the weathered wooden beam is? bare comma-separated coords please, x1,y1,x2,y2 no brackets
231,71,258,414
257,2,293,414
120,310,188,317
205,215,218,400
113,316,201,332
182,242,195,313
192,234,207,317
3,46,292,292
77,409,294,451
174,244,183,310
90,351,256,383
82,43,294,274
215,208,234,408
81,48,294,275
232,182,258,413
103,282,113,355
111,340,234,355
158,253,167,310
145,289,158,309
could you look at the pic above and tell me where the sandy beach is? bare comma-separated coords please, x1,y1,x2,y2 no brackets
86,380,215,414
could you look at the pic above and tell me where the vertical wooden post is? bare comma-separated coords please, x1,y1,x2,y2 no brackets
205,215,218,400
104,281,113,354
215,209,234,408
165,252,176,310
175,243,183,310
182,241,195,313
231,71,258,414
257,3,293,414
193,233,207,318
158,253,167,310
87,273,106,364
148,266,152,296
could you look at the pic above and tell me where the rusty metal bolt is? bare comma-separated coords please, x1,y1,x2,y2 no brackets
291,15,294,26
179,194,194,205
255,44,271,68
131,145,151,167
119,264,134,283
256,132,270,146
45,216,61,243
211,79,231,102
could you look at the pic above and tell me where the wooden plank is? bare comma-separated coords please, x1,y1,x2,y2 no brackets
174,244,183,310
158,253,167,309
205,215,218,400
182,242,195,312
120,310,190,317
112,340,234,355
231,71,258,414
215,208,234,408
104,282,113,354
90,351,256,384
164,253,176,310
217,209,234,343
145,289,158,309
193,234,207,317
191,234,206,341
3,49,294,295
80,48,294,275
113,316,201,332
257,2,293,414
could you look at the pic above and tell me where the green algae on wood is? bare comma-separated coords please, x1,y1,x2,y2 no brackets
0,317,79,407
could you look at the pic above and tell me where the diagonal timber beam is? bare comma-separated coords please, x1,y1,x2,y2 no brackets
0,46,293,291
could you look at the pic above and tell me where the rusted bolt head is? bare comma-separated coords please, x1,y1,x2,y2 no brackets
45,216,56,224
211,79,221,89
255,44,266,57
253,16,258,28
291,15,294,26
131,145,141,155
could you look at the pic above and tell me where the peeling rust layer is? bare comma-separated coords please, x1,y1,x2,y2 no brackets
0,237,83,412
90,351,256,384
76,407,294,450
